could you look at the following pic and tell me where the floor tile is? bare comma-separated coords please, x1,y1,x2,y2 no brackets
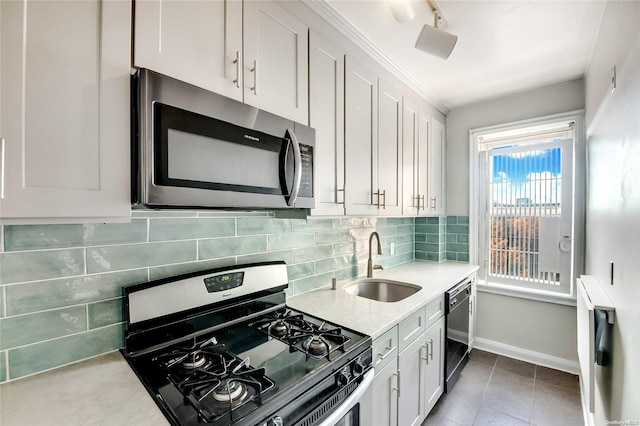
533,381,582,411
473,406,529,426
535,366,580,392
423,411,464,426
433,393,483,426
495,356,536,378
484,370,534,422
468,349,498,367
530,398,585,425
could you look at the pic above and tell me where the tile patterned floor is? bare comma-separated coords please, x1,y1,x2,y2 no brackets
423,350,584,426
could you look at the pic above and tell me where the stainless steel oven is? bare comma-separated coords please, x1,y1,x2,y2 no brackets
444,278,471,392
121,261,374,426
132,69,315,210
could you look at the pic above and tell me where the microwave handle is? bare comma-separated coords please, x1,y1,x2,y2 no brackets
285,128,302,206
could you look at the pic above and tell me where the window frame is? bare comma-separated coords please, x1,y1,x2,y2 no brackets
469,110,586,306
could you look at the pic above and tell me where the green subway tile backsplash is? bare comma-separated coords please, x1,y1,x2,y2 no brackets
414,216,470,263
0,306,87,350
0,212,419,382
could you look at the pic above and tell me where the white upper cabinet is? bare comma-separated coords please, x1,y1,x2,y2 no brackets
309,32,345,216
402,98,431,216
135,0,308,123
344,57,378,216
134,0,243,101
429,118,446,215
243,1,308,124
376,80,403,216
0,0,131,223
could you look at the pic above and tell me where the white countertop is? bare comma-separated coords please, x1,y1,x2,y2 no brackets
0,260,476,425
0,351,169,426
288,260,478,340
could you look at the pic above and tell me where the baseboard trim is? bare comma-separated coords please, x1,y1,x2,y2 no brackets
474,337,580,374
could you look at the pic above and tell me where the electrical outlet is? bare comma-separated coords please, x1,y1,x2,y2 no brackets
390,243,395,255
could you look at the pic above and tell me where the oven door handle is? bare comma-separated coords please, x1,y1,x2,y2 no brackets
318,369,375,426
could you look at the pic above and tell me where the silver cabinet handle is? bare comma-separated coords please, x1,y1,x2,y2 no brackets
378,344,395,361
396,369,401,398
429,338,434,360
391,372,399,396
285,128,302,206
421,344,429,362
337,187,345,205
431,196,437,209
420,194,425,210
232,51,240,88
373,189,386,209
250,60,257,94
1,138,5,199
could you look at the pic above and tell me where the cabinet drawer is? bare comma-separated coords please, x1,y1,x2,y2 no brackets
373,326,398,373
398,307,426,353
425,294,444,330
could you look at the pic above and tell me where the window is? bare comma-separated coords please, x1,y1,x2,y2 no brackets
470,114,583,301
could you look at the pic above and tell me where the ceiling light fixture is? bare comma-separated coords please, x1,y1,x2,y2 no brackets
388,0,416,23
414,0,457,60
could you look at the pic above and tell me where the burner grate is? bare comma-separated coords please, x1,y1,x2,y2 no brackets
154,338,275,424
252,309,351,360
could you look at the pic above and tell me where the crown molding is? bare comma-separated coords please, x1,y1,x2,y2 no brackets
302,0,450,115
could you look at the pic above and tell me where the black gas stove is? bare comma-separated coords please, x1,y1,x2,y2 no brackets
121,262,373,426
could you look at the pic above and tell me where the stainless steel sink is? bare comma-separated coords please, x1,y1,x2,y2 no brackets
343,279,421,302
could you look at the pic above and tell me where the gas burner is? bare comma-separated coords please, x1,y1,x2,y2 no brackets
212,380,247,403
304,335,331,357
269,320,290,337
250,309,314,335
181,353,208,369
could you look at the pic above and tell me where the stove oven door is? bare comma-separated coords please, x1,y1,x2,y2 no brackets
318,370,374,426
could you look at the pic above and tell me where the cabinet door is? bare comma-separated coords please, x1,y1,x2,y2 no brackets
134,0,243,101
376,80,403,215
417,109,431,215
429,117,446,215
344,57,378,216
371,357,399,426
243,1,308,124
469,277,477,350
309,31,345,216
0,0,131,223
398,331,426,426
401,97,419,216
423,316,445,415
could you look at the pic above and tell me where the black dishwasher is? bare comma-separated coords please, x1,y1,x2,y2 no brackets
444,278,471,392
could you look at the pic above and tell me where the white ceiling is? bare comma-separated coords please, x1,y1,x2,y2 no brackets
318,0,607,112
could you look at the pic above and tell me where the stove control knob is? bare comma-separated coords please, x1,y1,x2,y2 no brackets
266,416,283,426
337,370,351,387
352,360,366,376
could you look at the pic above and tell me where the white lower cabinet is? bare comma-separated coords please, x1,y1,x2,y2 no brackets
369,298,445,426
398,330,427,426
372,357,399,426
423,316,445,414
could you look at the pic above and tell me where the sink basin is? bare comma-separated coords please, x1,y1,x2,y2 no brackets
343,279,421,302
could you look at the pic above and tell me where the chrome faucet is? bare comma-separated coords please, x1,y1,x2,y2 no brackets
367,231,384,278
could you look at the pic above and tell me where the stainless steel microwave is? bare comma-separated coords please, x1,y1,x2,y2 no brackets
132,69,315,210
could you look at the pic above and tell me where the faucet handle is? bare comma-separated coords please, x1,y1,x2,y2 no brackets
374,265,384,271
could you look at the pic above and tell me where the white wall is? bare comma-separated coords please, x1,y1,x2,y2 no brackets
446,79,585,215
445,69,586,371
584,1,640,423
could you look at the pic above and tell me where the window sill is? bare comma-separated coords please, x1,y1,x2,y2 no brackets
477,281,577,307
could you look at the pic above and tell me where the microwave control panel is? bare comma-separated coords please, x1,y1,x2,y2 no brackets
299,144,313,198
